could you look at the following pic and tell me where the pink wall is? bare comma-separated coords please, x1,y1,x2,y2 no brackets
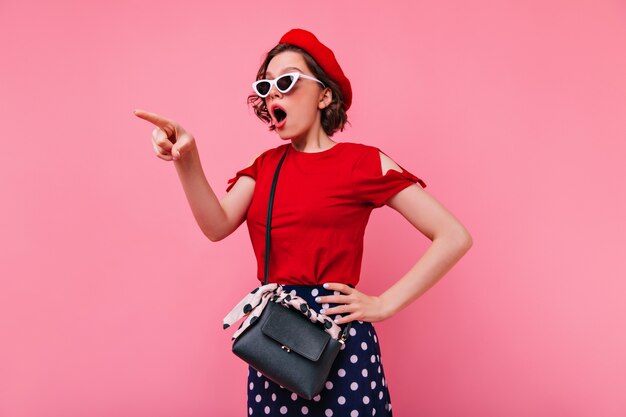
1,1,625,416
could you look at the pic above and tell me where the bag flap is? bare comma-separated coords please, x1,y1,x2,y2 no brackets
261,302,330,361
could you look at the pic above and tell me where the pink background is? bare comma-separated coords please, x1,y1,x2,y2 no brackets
1,1,625,416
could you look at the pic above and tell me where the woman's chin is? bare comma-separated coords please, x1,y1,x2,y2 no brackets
275,129,298,141
274,124,309,142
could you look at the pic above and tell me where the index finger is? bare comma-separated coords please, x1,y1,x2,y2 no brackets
322,283,353,294
133,109,171,128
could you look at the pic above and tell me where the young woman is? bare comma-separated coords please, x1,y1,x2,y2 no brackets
134,28,472,417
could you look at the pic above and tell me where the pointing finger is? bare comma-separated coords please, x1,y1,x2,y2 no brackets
133,109,172,128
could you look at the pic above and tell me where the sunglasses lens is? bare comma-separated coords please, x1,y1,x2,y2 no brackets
276,74,295,92
255,81,271,96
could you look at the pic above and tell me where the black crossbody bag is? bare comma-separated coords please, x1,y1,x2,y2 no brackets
231,145,353,400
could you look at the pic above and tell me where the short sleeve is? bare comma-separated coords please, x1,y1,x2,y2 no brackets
352,147,427,208
225,152,264,192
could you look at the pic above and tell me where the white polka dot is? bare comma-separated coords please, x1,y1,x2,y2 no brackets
264,381,269,389
257,371,262,377
361,342,368,350
280,406,288,414
370,355,376,363
378,391,383,400
374,334,378,343
338,368,346,377
291,393,298,401
349,328,357,336
358,320,363,324
301,406,309,415
382,377,386,387
361,369,368,377
255,394,262,402
351,410,359,417
372,408,376,416
271,393,276,401
363,395,370,404
264,406,270,414
249,382,254,390
377,354,380,362
290,290,297,296
311,289,319,297
249,406,253,415
325,409,333,417
340,343,346,350
377,365,381,373
322,303,330,309
325,381,333,390
334,315,342,321
337,396,346,405
371,381,377,389
313,395,321,402
350,354,358,363
368,330,372,336
350,382,359,391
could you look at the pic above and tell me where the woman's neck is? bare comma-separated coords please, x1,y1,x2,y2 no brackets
288,125,334,153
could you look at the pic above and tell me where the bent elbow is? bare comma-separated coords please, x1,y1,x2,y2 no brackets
457,228,473,252
464,233,473,251
204,229,225,242
446,226,473,253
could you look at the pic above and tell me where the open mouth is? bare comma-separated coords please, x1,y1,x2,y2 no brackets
275,108,287,123
271,105,287,128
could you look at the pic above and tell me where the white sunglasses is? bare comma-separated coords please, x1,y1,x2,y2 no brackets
252,72,325,98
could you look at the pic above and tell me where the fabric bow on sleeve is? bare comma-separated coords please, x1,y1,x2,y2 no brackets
223,283,343,341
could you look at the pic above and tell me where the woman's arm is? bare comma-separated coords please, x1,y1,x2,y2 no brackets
133,109,256,242
174,146,257,242
378,152,473,318
318,152,472,323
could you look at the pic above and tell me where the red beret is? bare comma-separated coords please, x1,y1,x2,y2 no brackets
279,28,352,111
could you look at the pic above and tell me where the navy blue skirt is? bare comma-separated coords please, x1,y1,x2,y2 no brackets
246,284,393,416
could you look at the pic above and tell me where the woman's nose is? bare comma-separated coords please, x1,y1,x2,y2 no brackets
269,83,282,99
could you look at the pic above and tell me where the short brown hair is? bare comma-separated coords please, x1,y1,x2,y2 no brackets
247,43,349,137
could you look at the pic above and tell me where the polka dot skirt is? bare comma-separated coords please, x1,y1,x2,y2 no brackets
246,284,393,416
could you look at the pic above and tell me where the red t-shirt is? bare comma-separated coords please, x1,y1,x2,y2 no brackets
225,142,427,287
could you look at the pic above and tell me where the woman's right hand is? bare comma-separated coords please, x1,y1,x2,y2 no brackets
133,109,196,161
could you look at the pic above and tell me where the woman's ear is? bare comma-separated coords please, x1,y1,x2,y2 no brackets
318,87,333,110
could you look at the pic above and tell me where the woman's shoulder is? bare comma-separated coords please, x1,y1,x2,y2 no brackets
338,141,385,161
342,141,417,178
338,140,373,150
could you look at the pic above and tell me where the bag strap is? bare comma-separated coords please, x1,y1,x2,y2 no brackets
263,145,352,342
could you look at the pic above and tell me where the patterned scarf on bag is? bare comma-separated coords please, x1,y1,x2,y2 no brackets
223,283,343,340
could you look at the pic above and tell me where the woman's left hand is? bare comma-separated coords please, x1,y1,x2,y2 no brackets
315,283,392,324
